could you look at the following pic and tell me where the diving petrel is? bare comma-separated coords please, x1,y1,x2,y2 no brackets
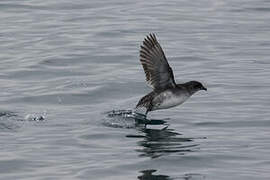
136,34,207,115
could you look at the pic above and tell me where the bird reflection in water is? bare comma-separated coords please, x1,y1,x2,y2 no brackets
138,169,204,180
138,169,172,180
127,126,199,158
105,110,200,158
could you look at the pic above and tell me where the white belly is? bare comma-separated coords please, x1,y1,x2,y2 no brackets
152,91,190,110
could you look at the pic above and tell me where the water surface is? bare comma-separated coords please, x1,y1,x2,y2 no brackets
0,0,270,179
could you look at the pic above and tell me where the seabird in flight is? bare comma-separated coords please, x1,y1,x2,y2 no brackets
136,34,207,115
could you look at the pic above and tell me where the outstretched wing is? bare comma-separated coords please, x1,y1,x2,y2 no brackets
140,33,176,91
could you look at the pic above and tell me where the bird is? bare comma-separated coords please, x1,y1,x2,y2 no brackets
136,33,207,116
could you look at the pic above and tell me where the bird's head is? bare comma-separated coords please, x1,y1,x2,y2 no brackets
185,81,207,94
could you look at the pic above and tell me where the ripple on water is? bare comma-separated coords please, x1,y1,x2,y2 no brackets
0,111,20,131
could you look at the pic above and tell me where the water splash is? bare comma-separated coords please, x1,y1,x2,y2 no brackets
103,109,167,128
24,111,47,121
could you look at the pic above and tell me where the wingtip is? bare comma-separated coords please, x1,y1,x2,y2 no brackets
144,33,157,40
152,33,156,40
149,32,156,36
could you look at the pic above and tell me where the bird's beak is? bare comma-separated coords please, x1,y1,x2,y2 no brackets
202,86,207,91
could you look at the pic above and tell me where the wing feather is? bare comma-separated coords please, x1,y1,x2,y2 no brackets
139,33,176,91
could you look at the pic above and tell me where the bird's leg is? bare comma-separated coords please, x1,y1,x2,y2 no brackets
144,110,149,128
145,110,148,118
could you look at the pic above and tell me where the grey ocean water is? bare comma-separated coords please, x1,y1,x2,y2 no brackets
1,0,270,179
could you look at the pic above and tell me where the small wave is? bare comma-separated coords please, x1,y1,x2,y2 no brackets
0,111,17,118
0,111,20,131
